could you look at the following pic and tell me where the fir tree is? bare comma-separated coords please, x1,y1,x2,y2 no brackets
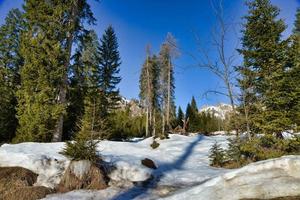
0,9,24,142
238,0,287,135
98,26,122,117
15,1,67,142
176,106,185,127
53,0,96,142
209,142,225,167
139,51,161,137
186,96,200,132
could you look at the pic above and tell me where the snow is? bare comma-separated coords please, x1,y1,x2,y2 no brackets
0,142,68,188
1,134,300,199
0,134,230,199
163,155,300,200
199,103,232,120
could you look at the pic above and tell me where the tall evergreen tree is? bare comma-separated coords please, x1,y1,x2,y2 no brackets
139,52,160,137
159,33,178,132
176,106,184,127
98,26,122,117
0,9,25,142
237,0,287,135
77,30,107,139
16,1,66,142
53,0,96,142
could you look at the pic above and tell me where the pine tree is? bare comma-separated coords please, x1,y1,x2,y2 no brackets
287,9,300,131
209,142,225,167
186,96,200,132
159,33,178,133
176,106,184,127
238,0,286,135
0,9,24,142
15,1,68,142
53,0,96,142
98,26,122,117
139,51,161,137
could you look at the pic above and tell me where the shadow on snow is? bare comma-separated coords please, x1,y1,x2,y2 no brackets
111,134,204,200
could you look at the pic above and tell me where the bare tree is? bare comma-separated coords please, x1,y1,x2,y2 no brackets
194,0,240,134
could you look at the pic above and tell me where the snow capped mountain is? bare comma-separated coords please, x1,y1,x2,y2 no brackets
199,103,232,120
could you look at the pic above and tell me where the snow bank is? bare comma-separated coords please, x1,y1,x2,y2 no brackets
163,155,300,200
0,142,69,188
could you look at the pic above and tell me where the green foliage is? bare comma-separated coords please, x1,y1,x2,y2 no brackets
99,26,122,116
209,142,226,167
15,1,68,142
237,0,296,135
62,140,99,162
226,137,242,164
150,140,160,149
175,106,184,128
224,135,300,168
0,9,24,142
109,108,146,140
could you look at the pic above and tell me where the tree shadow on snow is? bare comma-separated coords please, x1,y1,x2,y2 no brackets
111,134,204,200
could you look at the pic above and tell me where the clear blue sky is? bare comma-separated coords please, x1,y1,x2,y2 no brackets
0,0,299,111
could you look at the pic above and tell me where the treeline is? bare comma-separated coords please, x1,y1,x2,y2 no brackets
0,1,128,143
236,0,300,137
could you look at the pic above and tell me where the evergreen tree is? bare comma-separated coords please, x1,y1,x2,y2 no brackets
186,96,200,132
159,33,178,132
15,1,67,142
0,9,25,142
76,30,109,139
287,9,300,131
209,142,225,167
176,106,184,127
53,0,96,142
238,0,287,135
139,52,161,137
294,8,300,36
98,26,122,117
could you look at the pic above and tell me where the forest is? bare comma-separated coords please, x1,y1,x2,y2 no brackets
0,0,300,199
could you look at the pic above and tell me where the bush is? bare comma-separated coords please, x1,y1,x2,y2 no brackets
209,142,226,167
62,140,99,162
150,140,160,149
223,135,300,168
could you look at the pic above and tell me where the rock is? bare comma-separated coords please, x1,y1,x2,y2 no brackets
57,160,108,192
0,167,54,200
0,167,38,194
2,186,53,200
141,158,157,169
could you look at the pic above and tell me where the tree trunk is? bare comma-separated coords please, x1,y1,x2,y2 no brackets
52,2,78,142
166,59,171,130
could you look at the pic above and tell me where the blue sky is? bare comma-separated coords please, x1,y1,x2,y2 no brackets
0,0,299,111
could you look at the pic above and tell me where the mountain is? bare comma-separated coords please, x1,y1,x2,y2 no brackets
199,103,232,120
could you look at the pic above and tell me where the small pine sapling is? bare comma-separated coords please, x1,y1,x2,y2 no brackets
209,141,225,167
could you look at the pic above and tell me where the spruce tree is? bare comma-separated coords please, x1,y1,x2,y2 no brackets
53,0,96,142
139,53,161,137
186,96,200,132
176,106,184,127
78,30,108,139
98,26,122,117
15,1,67,142
238,0,286,135
0,9,24,142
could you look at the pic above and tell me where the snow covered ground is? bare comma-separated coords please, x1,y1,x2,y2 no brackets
0,134,230,199
2,134,299,200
